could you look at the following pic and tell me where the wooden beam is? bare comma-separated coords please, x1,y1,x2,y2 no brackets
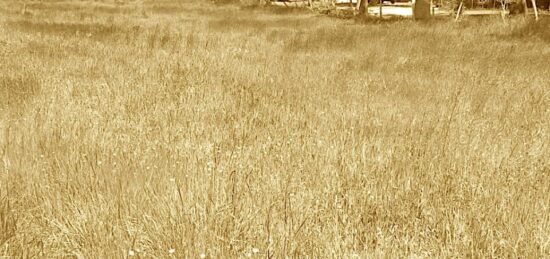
455,1,463,21
501,0,507,22
21,1,27,15
531,0,539,20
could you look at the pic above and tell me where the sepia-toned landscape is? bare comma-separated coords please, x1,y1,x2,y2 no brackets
1,0,549,257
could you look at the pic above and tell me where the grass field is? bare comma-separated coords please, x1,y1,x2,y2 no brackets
1,0,549,257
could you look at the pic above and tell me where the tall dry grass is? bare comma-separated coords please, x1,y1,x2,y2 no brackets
0,0,549,257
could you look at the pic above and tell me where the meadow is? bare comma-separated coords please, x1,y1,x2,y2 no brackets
0,0,549,257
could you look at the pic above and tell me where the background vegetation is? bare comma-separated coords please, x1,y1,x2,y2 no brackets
1,0,549,257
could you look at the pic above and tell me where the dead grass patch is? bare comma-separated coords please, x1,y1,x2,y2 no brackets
6,20,126,41
0,72,40,108
0,0,549,258
284,26,361,52
507,18,550,42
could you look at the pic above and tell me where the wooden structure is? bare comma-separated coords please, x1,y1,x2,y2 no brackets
270,0,547,20
454,0,541,20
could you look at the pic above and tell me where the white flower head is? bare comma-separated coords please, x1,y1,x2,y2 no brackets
169,248,176,254
252,248,259,254
128,250,135,256
199,253,206,259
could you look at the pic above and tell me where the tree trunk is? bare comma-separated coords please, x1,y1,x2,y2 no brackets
379,0,383,18
358,0,368,14
414,0,432,19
